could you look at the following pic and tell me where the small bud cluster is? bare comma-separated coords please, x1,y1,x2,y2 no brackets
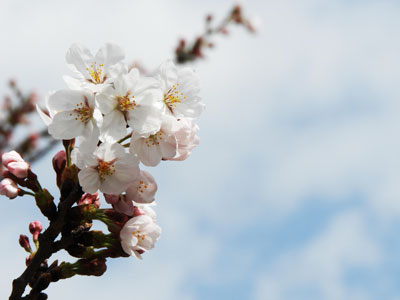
19,221,43,265
0,151,31,199
175,4,261,63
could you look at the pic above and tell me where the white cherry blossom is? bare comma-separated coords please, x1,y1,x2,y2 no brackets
72,142,139,194
96,68,163,142
156,60,204,118
64,43,125,93
120,215,161,259
129,115,178,166
125,170,157,204
171,118,200,161
46,89,102,150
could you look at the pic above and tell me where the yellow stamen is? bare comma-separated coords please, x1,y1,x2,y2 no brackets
117,92,137,111
97,159,115,181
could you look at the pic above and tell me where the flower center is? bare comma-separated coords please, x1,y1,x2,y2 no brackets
132,230,146,241
117,92,137,111
97,159,115,181
164,83,186,110
144,131,164,147
86,61,104,84
71,99,93,124
137,180,148,194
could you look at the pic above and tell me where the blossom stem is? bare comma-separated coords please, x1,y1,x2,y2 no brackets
19,189,35,197
63,139,73,167
117,133,131,144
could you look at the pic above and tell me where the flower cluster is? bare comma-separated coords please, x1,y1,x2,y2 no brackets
37,43,204,258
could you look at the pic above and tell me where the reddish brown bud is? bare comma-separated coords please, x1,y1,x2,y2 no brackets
232,5,243,23
19,234,32,253
76,258,107,276
29,221,43,242
52,150,66,175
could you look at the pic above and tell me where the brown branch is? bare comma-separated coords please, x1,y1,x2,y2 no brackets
9,183,83,300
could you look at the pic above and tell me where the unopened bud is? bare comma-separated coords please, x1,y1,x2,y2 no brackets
76,258,107,276
2,151,24,167
52,150,66,175
78,193,100,208
7,161,30,178
29,221,43,242
232,5,243,23
0,178,19,199
206,14,213,22
19,234,32,253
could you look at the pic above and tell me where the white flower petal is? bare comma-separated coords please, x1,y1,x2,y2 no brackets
48,111,84,139
100,110,127,143
78,168,100,193
36,104,52,126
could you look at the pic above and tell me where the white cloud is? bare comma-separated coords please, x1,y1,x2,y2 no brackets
254,211,381,300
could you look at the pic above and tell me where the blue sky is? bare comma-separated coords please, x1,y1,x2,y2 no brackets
1,0,400,299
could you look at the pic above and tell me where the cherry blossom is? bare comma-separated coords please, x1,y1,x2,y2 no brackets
64,43,125,93
96,68,163,142
156,60,204,118
129,115,178,166
72,142,139,194
171,118,200,161
120,215,161,259
47,89,102,149
125,170,157,204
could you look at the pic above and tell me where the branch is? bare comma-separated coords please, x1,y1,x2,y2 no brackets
9,183,83,300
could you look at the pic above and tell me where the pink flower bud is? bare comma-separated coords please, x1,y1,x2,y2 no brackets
29,221,43,242
19,234,32,253
0,178,19,199
7,161,30,178
78,193,100,208
2,151,24,167
52,150,66,175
